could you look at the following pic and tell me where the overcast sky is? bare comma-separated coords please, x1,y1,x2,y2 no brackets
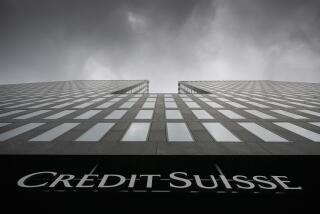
1,0,320,92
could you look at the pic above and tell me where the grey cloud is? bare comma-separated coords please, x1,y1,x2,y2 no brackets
0,0,319,92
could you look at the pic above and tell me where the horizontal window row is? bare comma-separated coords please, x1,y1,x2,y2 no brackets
0,122,320,142
1,108,320,121
3,95,319,110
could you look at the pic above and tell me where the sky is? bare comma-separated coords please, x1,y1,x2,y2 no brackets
0,0,320,92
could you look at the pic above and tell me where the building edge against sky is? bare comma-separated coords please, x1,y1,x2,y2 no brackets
0,80,149,95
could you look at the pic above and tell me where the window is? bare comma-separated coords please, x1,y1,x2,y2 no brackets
209,94,218,97
193,94,203,98
192,110,214,119
271,110,307,119
166,123,193,142
246,101,270,108
217,98,230,102
251,98,267,102
105,110,127,119
119,102,136,109
0,102,13,107
310,122,320,127
0,123,44,141
235,98,249,102
165,98,174,102
96,102,114,109
238,122,288,142
51,102,74,109
73,102,95,109
74,110,101,119
135,110,154,119
7,102,32,108
146,98,156,102
121,123,150,141
142,102,155,109
182,98,192,102
165,110,183,119
0,123,10,128
226,102,247,108
30,123,79,142
128,98,139,102
199,98,211,102
288,101,316,108
202,122,241,142
275,122,320,142
109,98,122,102
311,101,320,105
206,102,223,109
185,102,201,109
73,98,89,102
28,102,53,109
218,110,245,119
14,110,51,119
0,110,25,118
76,123,114,142
298,110,320,117
45,110,76,119
245,110,275,119
267,102,293,108
90,98,104,102
165,102,178,109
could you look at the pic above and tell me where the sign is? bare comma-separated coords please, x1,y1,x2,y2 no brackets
17,164,302,193
1,155,318,212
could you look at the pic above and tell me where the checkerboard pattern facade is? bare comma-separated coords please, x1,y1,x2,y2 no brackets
0,80,319,155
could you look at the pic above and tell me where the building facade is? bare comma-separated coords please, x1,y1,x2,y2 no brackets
0,80,319,155
0,80,319,211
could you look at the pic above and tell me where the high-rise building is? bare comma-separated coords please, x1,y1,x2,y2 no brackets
176,80,320,154
0,80,149,96
1,80,319,154
179,80,320,95
0,80,319,211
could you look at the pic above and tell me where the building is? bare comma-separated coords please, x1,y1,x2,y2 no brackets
0,80,319,211
0,80,319,155
177,80,320,154
0,80,149,96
